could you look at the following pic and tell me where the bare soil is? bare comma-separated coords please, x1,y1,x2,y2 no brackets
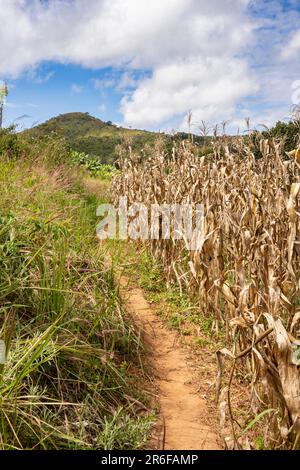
118,274,221,451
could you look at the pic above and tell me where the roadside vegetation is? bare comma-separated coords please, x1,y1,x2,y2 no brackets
1,112,300,450
0,127,153,450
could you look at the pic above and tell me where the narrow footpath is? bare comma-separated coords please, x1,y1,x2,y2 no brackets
118,274,221,450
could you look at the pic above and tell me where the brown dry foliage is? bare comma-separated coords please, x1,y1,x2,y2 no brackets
112,137,300,449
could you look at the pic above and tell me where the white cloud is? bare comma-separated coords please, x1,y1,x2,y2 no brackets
0,0,256,129
92,70,148,93
0,2,254,64
93,77,116,90
117,72,139,91
1,0,297,130
229,107,291,135
121,57,257,128
71,83,83,94
282,30,300,59
1,0,217,75
26,70,55,84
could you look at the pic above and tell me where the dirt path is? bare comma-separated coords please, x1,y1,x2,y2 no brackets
118,274,221,450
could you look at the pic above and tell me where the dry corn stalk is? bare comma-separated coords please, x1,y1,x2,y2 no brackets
113,137,300,449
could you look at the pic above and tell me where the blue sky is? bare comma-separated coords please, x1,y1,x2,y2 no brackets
4,64,128,129
1,0,300,134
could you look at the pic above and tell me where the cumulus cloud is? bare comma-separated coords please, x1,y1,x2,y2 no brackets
282,30,300,59
1,0,252,75
0,0,256,128
121,57,257,128
1,0,296,130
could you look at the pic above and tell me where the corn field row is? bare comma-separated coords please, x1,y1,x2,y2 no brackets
113,138,300,449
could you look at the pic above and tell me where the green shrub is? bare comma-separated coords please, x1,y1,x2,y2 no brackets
248,119,300,158
70,150,118,179
0,126,27,159
263,119,300,151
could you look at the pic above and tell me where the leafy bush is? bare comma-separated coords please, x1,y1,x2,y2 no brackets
262,119,300,151
70,150,118,179
248,119,300,158
0,126,27,159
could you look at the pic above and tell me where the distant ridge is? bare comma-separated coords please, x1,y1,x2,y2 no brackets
23,112,162,163
24,112,205,163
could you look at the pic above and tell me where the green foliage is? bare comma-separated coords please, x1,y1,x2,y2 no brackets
23,112,207,163
98,408,154,450
248,118,300,158
0,150,151,449
254,436,265,450
0,126,71,166
70,150,118,179
264,119,300,151
23,112,161,163
0,126,27,159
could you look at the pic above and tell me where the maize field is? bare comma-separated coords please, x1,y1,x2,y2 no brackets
113,137,300,449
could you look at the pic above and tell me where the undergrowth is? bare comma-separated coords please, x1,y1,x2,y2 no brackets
0,129,153,450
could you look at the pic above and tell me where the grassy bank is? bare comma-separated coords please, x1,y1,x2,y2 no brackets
0,133,153,449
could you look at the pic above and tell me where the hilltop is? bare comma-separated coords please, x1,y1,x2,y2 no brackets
23,112,207,163
23,112,164,163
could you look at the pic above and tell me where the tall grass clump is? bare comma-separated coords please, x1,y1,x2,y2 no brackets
0,131,152,449
113,135,300,449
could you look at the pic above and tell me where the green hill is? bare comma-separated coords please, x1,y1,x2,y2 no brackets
23,112,164,163
23,112,208,163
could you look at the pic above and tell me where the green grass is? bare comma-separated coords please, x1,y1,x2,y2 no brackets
0,134,154,450
98,408,155,450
